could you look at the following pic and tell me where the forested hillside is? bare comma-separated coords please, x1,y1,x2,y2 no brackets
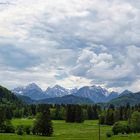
109,92,140,106
0,85,22,106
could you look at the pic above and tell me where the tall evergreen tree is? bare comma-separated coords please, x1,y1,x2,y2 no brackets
0,107,6,128
75,105,84,123
66,105,75,122
105,108,115,125
87,106,94,120
32,104,53,136
66,105,84,123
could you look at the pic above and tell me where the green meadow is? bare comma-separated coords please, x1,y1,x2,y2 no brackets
0,119,139,140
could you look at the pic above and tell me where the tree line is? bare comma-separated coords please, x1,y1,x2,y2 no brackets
1,103,140,136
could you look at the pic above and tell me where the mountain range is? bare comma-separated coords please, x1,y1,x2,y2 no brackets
1,84,140,106
109,91,140,106
73,85,118,103
12,83,47,100
12,83,119,103
12,83,77,100
37,95,93,105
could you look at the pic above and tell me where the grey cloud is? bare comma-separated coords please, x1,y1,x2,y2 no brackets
0,44,41,70
0,0,140,91
71,46,140,89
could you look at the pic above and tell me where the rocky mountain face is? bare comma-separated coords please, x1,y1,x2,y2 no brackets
119,90,133,97
12,83,47,100
73,85,119,103
45,85,71,98
13,83,119,103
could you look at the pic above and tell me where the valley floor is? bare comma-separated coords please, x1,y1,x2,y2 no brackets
0,119,140,140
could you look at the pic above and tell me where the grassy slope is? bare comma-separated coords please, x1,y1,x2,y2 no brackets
0,119,139,140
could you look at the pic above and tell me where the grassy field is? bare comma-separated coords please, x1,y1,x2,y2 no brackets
0,119,140,140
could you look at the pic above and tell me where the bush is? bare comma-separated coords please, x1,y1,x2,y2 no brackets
130,111,140,133
28,116,33,119
3,121,15,133
0,120,15,133
125,125,132,134
112,122,132,135
17,125,24,135
32,125,36,135
112,122,125,135
32,125,38,135
24,125,31,135
106,131,112,137
100,115,105,125
112,122,120,135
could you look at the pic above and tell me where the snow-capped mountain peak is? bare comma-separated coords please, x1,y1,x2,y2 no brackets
89,85,109,96
45,85,70,98
12,83,45,100
12,86,25,95
73,85,118,103
12,83,119,102
25,83,42,92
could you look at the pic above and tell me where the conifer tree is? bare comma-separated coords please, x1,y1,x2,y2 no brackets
32,105,53,136
66,105,84,123
75,105,84,123
105,108,115,125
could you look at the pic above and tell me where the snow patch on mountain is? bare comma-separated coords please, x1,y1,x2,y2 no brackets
13,83,119,102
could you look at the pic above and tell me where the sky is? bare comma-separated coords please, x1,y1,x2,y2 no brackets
0,0,140,92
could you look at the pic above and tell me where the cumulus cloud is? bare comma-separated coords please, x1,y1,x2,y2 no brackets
0,0,140,92
71,45,140,91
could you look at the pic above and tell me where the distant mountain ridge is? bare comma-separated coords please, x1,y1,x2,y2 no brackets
37,95,93,105
45,85,72,98
73,85,119,103
109,91,140,106
119,90,133,97
12,83,48,100
12,83,119,103
2,83,140,105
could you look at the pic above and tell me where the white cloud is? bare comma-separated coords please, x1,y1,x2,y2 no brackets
71,46,140,91
0,0,140,92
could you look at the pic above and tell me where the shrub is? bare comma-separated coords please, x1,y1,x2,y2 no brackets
112,122,119,135
32,126,36,135
125,125,132,134
24,125,31,135
32,125,37,135
100,115,105,125
17,125,24,135
28,116,33,119
112,122,132,135
3,121,15,133
106,131,112,137
130,111,140,133
112,122,124,135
